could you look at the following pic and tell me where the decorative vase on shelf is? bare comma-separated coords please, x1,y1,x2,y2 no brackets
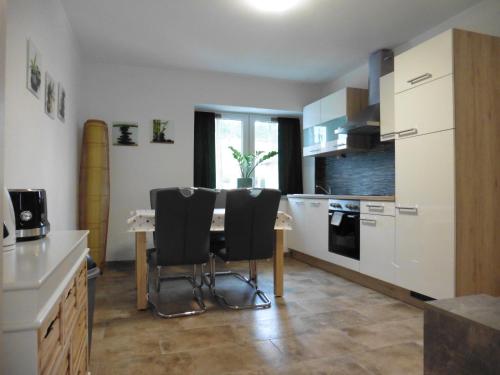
237,178,253,188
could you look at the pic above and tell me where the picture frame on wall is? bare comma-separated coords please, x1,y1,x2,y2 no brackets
44,72,56,119
57,83,66,122
112,122,139,146
26,39,42,98
151,119,174,144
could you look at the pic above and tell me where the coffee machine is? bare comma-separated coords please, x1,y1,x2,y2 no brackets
8,189,50,241
3,188,16,250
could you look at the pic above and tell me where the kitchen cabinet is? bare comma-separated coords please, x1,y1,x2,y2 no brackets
394,29,453,93
395,130,455,299
360,204,395,284
395,74,454,138
302,88,367,157
303,100,321,129
287,198,328,258
393,29,500,298
379,72,395,141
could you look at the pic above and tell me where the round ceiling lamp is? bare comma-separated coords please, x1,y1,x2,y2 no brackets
245,0,306,13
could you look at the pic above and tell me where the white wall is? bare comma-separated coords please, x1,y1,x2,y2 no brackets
80,63,320,261
321,0,500,95
4,0,81,230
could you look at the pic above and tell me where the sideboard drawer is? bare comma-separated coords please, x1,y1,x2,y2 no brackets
62,278,78,341
76,261,87,307
50,346,70,375
71,307,87,366
38,302,63,374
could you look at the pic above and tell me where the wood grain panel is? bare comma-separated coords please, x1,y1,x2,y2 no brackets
290,250,427,309
346,88,368,118
454,29,500,296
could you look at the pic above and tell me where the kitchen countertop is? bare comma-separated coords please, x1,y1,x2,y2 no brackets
287,194,395,202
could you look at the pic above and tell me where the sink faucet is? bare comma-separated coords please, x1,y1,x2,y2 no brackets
315,184,331,195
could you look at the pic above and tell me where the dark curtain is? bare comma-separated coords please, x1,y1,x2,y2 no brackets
278,117,303,195
193,111,216,188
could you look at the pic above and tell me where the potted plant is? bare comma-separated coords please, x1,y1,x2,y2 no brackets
229,146,278,188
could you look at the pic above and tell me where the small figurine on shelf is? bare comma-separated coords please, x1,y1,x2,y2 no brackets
151,119,174,144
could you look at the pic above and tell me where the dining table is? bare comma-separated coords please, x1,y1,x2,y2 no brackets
127,208,293,310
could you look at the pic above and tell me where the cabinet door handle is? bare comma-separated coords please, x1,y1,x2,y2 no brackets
367,204,384,210
407,73,432,85
360,218,377,224
391,261,400,269
396,205,418,214
294,201,304,205
397,128,418,137
310,202,321,207
380,132,396,140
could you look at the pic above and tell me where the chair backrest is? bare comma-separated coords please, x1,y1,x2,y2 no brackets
214,189,227,209
224,189,281,261
154,187,216,266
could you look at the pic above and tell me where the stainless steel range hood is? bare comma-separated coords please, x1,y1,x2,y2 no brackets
340,49,394,135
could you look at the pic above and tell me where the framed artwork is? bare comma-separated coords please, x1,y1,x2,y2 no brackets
151,119,174,144
44,72,56,118
57,83,66,122
26,39,42,98
113,122,138,146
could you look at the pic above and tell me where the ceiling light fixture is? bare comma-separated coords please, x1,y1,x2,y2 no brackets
245,0,306,13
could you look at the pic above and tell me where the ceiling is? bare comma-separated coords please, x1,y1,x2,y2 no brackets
62,0,480,82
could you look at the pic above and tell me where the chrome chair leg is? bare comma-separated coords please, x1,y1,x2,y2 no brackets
207,255,271,310
148,263,208,318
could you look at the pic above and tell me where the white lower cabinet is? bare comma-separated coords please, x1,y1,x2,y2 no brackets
395,130,455,299
360,212,395,284
287,198,328,257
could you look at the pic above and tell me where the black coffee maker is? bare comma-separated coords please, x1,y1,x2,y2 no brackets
8,189,50,241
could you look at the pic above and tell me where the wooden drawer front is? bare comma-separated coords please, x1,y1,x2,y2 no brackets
76,261,87,307
49,347,70,375
74,341,88,375
71,307,87,364
62,278,78,341
395,74,454,138
360,201,395,216
39,302,63,374
394,30,452,93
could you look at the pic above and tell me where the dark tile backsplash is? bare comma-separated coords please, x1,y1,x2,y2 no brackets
315,141,395,196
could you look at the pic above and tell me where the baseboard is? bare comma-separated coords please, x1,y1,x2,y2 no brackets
289,249,427,309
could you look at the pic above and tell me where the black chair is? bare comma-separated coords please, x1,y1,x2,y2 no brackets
207,188,281,310
148,187,216,318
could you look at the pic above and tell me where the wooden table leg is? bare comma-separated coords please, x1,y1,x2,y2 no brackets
274,230,284,297
135,232,148,310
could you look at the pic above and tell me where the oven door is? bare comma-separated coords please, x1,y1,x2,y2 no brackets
328,210,360,260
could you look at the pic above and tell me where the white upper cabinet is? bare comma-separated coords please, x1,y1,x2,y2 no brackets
303,100,321,129
394,29,453,93
395,74,454,138
320,89,347,123
394,130,455,299
379,72,395,141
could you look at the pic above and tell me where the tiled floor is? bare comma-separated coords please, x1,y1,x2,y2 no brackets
90,257,423,374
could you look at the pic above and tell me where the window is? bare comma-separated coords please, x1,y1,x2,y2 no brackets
215,113,279,189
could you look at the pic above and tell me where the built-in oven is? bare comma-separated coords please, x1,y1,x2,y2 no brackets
328,199,360,260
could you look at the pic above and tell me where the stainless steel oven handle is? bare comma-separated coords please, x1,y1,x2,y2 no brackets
360,218,377,224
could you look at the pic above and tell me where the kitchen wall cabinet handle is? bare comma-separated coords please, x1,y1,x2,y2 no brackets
380,132,396,140
367,204,384,209
396,205,418,213
294,201,305,205
360,218,377,224
309,202,321,207
407,73,432,85
397,128,418,137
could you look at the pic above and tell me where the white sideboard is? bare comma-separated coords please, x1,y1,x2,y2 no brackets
2,230,90,375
